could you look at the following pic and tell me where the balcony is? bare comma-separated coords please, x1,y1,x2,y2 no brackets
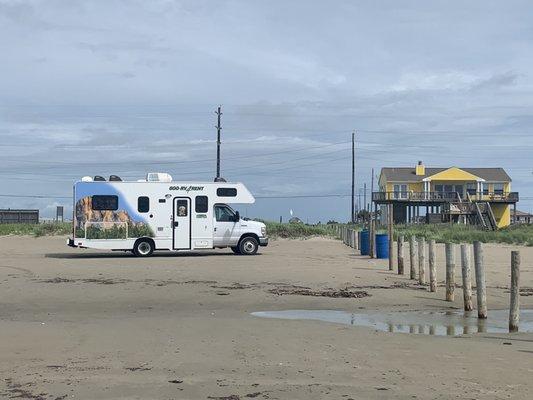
372,191,519,203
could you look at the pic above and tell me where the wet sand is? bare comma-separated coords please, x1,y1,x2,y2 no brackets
0,236,532,399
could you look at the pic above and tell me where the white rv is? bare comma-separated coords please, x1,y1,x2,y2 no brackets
67,173,268,256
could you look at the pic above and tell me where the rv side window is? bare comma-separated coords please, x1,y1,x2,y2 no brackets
195,196,208,213
217,187,237,197
138,196,150,213
214,205,236,222
92,195,118,211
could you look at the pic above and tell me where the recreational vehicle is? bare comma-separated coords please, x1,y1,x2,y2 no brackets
67,173,268,256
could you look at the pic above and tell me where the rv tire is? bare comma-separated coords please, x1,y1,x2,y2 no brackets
238,236,259,255
230,246,241,254
133,238,154,257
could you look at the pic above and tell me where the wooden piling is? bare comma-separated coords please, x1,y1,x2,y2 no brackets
409,236,416,280
397,236,405,275
460,244,473,311
428,239,436,292
369,218,375,258
473,241,487,319
445,243,455,302
418,237,426,285
388,204,394,271
509,251,520,332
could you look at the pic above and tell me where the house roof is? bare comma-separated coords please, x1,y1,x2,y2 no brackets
514,210,533,217
380,167,511,182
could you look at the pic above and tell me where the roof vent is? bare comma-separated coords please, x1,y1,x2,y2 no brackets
94,175,106,181
109,175,122,181
146,172,173,183
81,176,93,182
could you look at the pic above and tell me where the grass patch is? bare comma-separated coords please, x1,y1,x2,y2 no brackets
0,222,72,237
264,222,331,238
393,224,533,246
264,222,348,239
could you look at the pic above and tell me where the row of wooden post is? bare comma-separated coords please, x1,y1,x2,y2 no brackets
337,225,521,332
337,225,359,251
396,235,521,331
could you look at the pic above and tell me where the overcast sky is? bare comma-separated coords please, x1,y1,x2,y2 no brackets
1,0,532,222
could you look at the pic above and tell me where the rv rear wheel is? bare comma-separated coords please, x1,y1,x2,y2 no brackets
133,239,154,257
238,236,259,255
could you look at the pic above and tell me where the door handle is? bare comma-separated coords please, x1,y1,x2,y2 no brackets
173,221,179,227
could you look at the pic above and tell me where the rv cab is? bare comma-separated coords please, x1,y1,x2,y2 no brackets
68,173,268,256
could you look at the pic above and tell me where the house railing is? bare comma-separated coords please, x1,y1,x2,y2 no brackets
372,191,519,202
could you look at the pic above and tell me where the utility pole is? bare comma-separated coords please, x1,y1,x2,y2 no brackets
215,105,222,181
371,167,375,217
351,131,356,223
363,183,367,213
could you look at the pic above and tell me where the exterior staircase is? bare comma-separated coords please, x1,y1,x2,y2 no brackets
473,201,497,231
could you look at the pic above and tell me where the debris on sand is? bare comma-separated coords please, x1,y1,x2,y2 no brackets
268,287,370,298
168,379,183,384
208,396,241,400
40,277,129,285
41,277,75,283
124,366,152,371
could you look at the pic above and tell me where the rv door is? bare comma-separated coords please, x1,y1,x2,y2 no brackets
173,198,191,250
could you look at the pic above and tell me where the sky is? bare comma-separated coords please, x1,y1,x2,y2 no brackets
0,0,532,222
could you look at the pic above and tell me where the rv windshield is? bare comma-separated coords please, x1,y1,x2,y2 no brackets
215,204,237,222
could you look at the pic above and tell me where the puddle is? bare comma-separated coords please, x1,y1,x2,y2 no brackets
251,309,533,336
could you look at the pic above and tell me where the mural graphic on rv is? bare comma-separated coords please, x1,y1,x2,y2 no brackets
74,182,154,239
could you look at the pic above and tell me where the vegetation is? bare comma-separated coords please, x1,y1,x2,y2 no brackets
393,223,533,246
264,222,341,239
3,220,531,246
0,222,71,237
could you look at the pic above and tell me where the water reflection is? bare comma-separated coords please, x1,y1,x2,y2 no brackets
251,309,533,337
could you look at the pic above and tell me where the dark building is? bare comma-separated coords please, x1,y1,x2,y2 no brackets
0,209,39,224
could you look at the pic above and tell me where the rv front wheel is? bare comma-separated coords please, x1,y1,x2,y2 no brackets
238,236,259,255
230,246,241,254
133,239,154,257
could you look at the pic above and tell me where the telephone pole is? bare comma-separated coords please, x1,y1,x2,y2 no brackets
215,105,222,181
351,131,356,223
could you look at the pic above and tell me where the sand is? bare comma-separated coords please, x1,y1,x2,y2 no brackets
0,235,532,399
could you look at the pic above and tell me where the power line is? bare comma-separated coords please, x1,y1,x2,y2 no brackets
0,140,351,167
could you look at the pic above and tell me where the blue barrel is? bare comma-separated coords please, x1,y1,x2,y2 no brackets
375,234,389,259
360,230,370,255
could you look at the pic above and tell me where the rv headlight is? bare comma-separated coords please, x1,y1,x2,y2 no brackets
261,226,267,237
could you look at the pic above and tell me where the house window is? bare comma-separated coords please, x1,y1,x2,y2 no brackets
393,184,407,199
137,196,150,213
494,183,504,195
217,187,237,197
92,195,119,211
466,183,477,195
195,196,208,213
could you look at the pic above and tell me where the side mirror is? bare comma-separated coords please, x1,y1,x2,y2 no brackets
234,211,240,222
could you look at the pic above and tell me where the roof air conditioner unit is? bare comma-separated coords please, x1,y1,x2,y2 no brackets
146,172,173,183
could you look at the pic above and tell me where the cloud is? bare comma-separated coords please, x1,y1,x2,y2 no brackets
0,0,533,220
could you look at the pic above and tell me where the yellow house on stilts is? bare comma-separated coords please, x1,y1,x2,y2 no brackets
373,162,519,229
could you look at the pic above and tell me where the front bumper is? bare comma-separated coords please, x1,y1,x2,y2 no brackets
259,237,269,246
